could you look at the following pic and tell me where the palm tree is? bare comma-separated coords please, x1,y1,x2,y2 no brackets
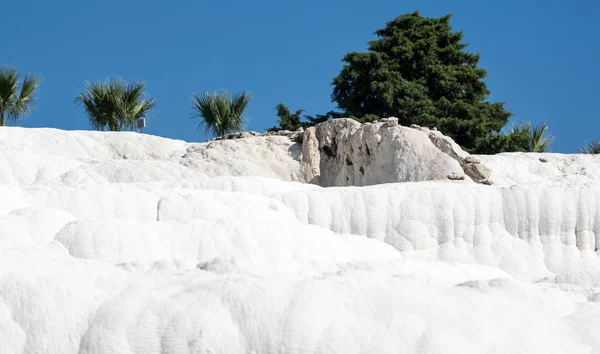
580,139,600,154
0,65,41,126
75,78,155,131
509,121,553,152
191,90,251,138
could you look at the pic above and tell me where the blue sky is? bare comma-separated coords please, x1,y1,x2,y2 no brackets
4,0,599,152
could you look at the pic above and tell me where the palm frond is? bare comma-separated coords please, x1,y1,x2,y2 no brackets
580,139,600,154
508,121,553,152
10,74,41,122
75,81,114,130
229,90,251,129
75,78,155,131
0,66,18,115
192,92,222,137
0,66,40,125
120,81,156,130
530,121,553,153
508,121,530,135
191,90,251,138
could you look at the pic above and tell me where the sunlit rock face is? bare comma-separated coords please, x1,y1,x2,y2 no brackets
300,118,493,186
1,125,600,353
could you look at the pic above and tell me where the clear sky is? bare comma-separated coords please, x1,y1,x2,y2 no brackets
3,0,599,152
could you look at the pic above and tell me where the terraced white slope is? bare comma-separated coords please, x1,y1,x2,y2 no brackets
1,127,600,353
273,180,600,283
478,152,600,186
0,127,302,186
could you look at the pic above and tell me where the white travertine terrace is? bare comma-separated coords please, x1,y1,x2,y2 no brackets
2,125,600,353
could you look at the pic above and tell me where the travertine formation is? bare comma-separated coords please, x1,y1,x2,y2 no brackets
2,126,600,353
299,117,493,186
201,117,494,186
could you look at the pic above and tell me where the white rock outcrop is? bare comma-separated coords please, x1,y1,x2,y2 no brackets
300,118,492,186
181,135,302,181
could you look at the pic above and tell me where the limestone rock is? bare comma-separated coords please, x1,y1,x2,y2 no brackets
385,117,399,127
301,119,464,186
300,118,493,186
312,119,362,186
300,127,321,184
289,129,304,143
182,135,303,181
464,156,481,164
414,126,493,184
447,172,465,180
463,162,492,183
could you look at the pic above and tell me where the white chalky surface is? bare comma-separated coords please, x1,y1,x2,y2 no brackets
2,127,600,353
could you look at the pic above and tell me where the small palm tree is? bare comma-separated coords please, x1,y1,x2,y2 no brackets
509,121,553,152
580,139,600,154
0,65,41,126
191,90,251,138
75,78,155,131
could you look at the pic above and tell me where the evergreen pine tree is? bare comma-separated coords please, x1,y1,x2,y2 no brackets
331,11,512,152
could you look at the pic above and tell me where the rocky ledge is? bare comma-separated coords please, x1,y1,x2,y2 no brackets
212,117,493,186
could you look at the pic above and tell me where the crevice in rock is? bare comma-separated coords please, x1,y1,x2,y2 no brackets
322,137,338,158
346,157,353,166
156,199,162,221
322,145,335,158
359,166,365,175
